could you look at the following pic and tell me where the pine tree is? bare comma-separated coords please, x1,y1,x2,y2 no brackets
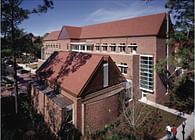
1,0,54,114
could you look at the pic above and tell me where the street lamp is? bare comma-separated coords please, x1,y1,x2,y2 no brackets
182,121,186,140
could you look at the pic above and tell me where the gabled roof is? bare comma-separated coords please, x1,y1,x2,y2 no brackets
43,13,167,40
43,31,60,41
36,51,104,97
58,26,81,40
80,13,166,38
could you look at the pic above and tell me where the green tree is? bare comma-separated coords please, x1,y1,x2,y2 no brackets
1,0,53,114
156,0,194,112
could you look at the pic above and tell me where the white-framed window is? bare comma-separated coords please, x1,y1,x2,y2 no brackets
110,46,116,52
124,80,132,102
80,45,85,51
110,43,116,52
64,105,73,124
119,46,126,53
72,45,79,50
128,43,137,54
140,55,154,92
87,45,93,51
102,43,108,51
102,46,107,51
118,63,128,75
95,46,100,51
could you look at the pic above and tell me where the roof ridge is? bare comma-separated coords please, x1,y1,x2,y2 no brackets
81,12,166,28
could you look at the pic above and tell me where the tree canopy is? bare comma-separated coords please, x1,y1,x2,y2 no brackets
1,0,53,38
1,0,53,58
1,0,54,114
157,0,194,113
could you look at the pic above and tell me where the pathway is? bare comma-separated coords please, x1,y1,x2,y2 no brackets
139,99,194,140
18,63,37,74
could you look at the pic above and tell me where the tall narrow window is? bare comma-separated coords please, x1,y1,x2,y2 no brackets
64,105,73,124
41,48,45,60
103,63,108,87
124,80,132,102
140,55,154,92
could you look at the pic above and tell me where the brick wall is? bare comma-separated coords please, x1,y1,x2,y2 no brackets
85,94,120,133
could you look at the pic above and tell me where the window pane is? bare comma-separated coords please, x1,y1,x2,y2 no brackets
140,56,153,91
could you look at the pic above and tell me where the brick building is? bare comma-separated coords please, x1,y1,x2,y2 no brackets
41,13,172,104
32,51,127,135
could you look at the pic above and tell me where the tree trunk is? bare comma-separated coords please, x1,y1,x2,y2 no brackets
11,1,19,114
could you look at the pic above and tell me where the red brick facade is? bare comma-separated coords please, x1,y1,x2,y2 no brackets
33,52,126,136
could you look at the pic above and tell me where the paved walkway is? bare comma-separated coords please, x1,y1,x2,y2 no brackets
139,99,194,140
18,63,37,74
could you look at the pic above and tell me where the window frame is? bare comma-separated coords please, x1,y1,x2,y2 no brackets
117,63,128,75
119,46,126,53
110,45,116,52
102,45,108,51
139,55,154,92
95,45,100,51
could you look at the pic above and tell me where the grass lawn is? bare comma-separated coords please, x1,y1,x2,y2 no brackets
106,101,186,139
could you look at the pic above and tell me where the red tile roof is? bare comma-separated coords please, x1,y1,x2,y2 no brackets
80,13,166,38
36,51,104,97
58,26,81,40
43,31,60,41
43,13,167,40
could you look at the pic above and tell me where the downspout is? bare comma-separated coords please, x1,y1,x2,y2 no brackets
166,12,169,95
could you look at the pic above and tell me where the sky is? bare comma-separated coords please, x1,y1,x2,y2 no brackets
19,0,167,36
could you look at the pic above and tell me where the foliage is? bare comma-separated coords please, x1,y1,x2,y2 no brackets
58,123,80,140
165,0,194,34
155,0,194,112
19,95,55,140
85,101,184,140
121,100,162,139
1,95,55,140
1,0,53,114
57,108,81,140
1,0,54,38
167,76,194,113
